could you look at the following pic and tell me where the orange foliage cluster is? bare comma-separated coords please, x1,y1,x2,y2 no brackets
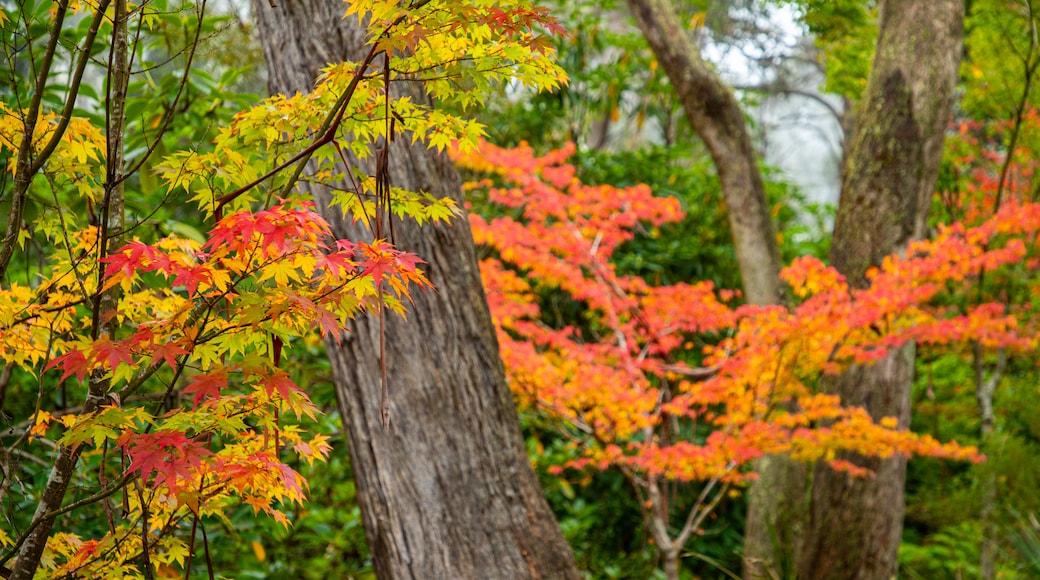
455,140,1040,484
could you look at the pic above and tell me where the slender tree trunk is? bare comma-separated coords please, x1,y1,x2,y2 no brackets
974,344,1005,580
798,2,964,579
662,549,680,580
9,0,129,576
252,2,580,578
625,0,783,308
622,1,802,576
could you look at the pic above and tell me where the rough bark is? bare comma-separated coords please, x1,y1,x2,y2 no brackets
797,2,964,579
622,1,801,576
252,2,580,579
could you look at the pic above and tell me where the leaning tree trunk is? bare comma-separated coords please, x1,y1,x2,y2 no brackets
625,0,784,308
797,1,964,579
252,2,580,579
622,1,802,576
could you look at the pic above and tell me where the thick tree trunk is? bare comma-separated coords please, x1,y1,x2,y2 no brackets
741,453,806,578
252,2,580,579
622,2,801,576
797,2,964,579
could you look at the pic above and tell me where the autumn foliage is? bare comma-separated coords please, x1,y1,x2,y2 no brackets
0,0,566,577
5,0,1040,576
2,195,427,574
454,139,1040,547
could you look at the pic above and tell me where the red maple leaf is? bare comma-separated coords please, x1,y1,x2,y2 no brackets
262,370,299,401
357,241,396,287
183,370,228,407
151,340,190,371
394,250,425,274
313,306,342,341
127,327,155,348
92,338,135,372
102,241,157,279
277,461,305,499
169,263,211,297
315,250,356,278
120,431,211,491
44,349,90,383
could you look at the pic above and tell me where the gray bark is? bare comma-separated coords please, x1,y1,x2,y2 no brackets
798,1,964,578
975,344,1005,580
252,2,580,578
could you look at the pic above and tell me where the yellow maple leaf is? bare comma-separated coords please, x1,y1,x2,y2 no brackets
31,410,53,437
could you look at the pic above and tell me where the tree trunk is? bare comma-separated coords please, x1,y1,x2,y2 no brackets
251,2,579,579
622,1,802,576
10,0,128,575
974,344,1005,580
797,1,964,579
662,548,680,580
625,0,784,308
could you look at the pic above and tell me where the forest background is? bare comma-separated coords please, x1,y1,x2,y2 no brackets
2,0,1040,579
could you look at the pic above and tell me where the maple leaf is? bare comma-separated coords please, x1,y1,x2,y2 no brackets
394,249,425,275
260,260,301,286
262,370,300,401
276,461,306,500
63,539,101,571
293,433,332,466
357,241,396,287
30,410,53,438
183,370,229,408
102,241,157,279
44,349,91,383
92,338,135,372
828,459,872,478
151,340,189,371
119,430,212,492
204,212,250,254
169,263,211,297
313,306,343,341
315,250,356,278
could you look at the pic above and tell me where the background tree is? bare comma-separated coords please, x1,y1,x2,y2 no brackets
618,0,805,574
604,3,804,571
798,1,964,577
899,1,1040,577
459,4,831,573
450,136,1040,579
614,0,962,576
